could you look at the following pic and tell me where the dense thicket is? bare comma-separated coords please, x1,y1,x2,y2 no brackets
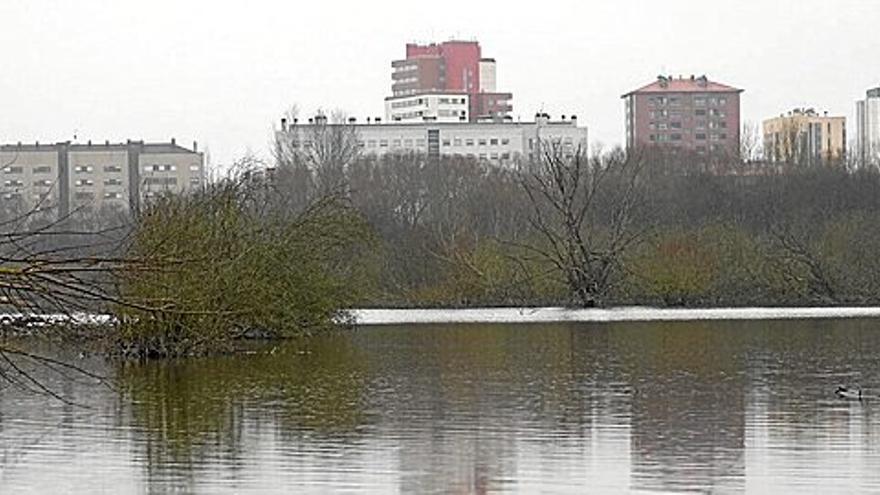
276,122,880,308
112,168,373,358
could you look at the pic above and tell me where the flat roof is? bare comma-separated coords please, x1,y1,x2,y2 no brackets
0,141,200,154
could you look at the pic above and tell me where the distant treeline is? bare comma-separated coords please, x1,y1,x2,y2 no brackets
4,124,880,357
272,122,880,309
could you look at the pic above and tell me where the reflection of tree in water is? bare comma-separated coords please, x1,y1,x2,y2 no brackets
118,333,369,490
616,321,747,493
357,324,628,493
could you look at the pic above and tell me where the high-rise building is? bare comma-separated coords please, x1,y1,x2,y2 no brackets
762,108,846,165
0,139,204,217
623,75,743,156
386,40,513,123
856,86,880,167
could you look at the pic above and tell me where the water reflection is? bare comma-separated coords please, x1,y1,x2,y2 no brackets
2,318,880,493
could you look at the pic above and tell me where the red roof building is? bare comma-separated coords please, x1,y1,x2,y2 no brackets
623,75,743,156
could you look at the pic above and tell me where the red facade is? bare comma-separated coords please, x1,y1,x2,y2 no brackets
393,41,512,121
623,76,743,157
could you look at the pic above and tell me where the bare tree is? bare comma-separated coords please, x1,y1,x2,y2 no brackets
740,120,762,163
518,143,648,307
273,108,362,204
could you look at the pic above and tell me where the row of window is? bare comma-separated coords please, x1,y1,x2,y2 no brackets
361,137,519,149
390,97,467,109
450,152,513,160
392,64,417,74
649,133,728,142
650,109,728,118
73,192,125,201
649,96,728,107
649,121,728,130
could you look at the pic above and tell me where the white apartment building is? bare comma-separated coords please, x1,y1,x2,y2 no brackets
0,139,204,217
279,113,588,167
385,93,469,123
478,59,497,93
856,87,880,167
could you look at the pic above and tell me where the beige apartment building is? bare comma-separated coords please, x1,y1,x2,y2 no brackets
763,109,846,164
0,139,204,217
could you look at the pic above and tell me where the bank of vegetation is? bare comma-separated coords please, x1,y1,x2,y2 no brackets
3,116,880,361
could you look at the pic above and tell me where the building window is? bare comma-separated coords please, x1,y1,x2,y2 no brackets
670,122,682,129
144,177,178,186
3,166,23,174
696,133,707,140
478,139,487,146
490,138,499,146
75,179,93,187
453,138,462,146
33,180,53,187
442,139,451,146
104,178,123,186
33,166,52,174
671,134,683,141
104,165,123,173
393,139,401,148
695,109,707,116
694,98,706,106
501,138,510,145
103,192,123,199
143,164,175,172
4,179,23,187
379,140,388,147
466,139,474,146
74,192,95,201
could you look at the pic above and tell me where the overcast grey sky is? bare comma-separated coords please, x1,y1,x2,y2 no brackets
2,0,878,166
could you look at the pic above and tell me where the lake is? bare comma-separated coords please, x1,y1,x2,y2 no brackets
2,314,880,493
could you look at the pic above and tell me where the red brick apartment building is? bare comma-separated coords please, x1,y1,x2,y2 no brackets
623,75,743,156
389,40,513,121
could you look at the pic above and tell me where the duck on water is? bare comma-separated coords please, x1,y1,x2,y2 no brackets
836,386,863,400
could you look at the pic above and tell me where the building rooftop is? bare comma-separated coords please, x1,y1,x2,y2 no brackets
623,75,743,97
0,140,200,154
282,114,582,130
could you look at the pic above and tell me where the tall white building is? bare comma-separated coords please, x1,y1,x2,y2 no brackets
279,114,588,168
856,86,880,167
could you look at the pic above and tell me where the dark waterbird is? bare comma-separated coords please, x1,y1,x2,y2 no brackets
836,386,862,400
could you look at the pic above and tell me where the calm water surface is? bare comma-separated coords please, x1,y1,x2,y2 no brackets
2,318,880,493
